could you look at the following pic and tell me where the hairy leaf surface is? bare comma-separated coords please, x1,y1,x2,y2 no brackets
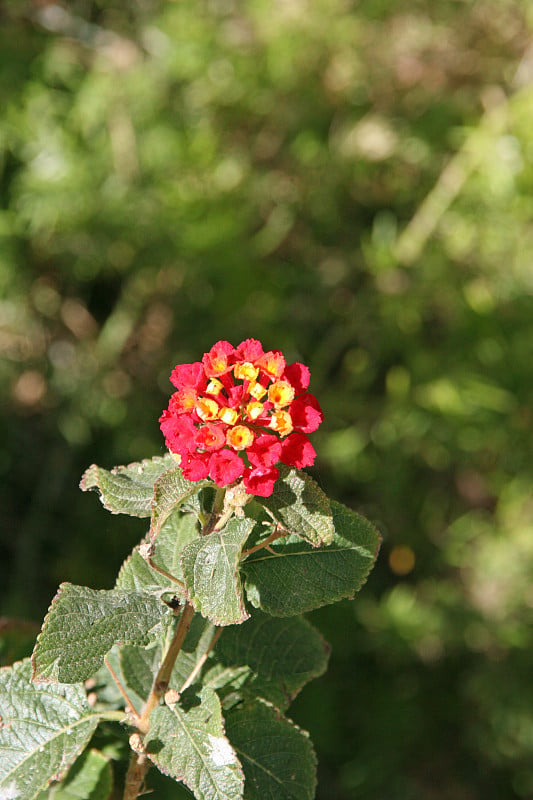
243,500,380,616
225,699,316,800
213,612,329,710
32,584,171,683
150,468,209,540
115,512,199,594
0,660,100,800
181,518,254,626
259,467,334,546
146,686,244,800
80,455,175,517
36,749,112,800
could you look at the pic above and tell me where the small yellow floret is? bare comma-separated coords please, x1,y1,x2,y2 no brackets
218,406,239,425
226,425,255,451
269,410,293,437
206,378,223,396
268,380,295,409
249,381,267,400
245,401,264,421
196,397,219,421
234,362,259,382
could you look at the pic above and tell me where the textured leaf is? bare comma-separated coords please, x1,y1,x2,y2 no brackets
259,466,334,546
243,500,380,616
119,645,160,707
32,584,171,683
213,612,329,710
145,686,244,800
150,468,210,541
115,512,199,594
181,518,254,626
115,615,215,707
225,699,316,800
37,749,112,800
0,659,100,800
80,455,176,517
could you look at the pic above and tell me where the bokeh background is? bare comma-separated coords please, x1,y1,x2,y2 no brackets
2,1,533,797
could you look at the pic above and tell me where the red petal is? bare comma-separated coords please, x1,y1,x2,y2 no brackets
159,411,197,454
202,341,235,377
195,423,226,452
280,432,316,468
209,449,245,486
243,466,279,497
181,452,210,480
247,434,282,468
290,393,324,433
235,338,265,362
283,362,310,394
170,362,206,390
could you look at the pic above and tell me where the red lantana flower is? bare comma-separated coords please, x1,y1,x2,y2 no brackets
159,339,323,497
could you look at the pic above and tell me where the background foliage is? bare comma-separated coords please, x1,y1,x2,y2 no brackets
1,1,533,797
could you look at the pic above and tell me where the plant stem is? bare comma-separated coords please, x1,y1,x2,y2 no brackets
123,751,148,800
146,556,185,590
241,526,287,558
136,601,195,735
179,626,222,695
104,656,139,718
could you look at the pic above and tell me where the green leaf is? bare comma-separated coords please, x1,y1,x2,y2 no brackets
213,612,329,710
259,466,334,546
115,615,215,706
119,645,160,707
115,512,199,593
145,686,244,800
0,659,100,800
80,454,176,517
243,500,380,616
32,584,171,683
225,699,317,800
181,518,254,626
150,467,210,541
37,749,112,800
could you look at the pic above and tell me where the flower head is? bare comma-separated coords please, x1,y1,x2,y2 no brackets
160,339,323,497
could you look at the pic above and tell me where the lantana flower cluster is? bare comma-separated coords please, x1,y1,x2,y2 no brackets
159,339,323,497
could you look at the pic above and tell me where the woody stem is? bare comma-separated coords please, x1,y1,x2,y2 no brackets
241,527,287,558
136,601,195,735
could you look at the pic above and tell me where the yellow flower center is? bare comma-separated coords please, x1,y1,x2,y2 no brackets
218,406,239,425
234,362,259,382
206,378,223,396
196,397,219,421
245,401,264,421
268,380,295,409
226,425,255,450
249,381,267,400
269,410,293,437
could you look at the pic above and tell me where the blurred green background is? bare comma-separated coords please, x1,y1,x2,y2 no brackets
2,0,533,797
